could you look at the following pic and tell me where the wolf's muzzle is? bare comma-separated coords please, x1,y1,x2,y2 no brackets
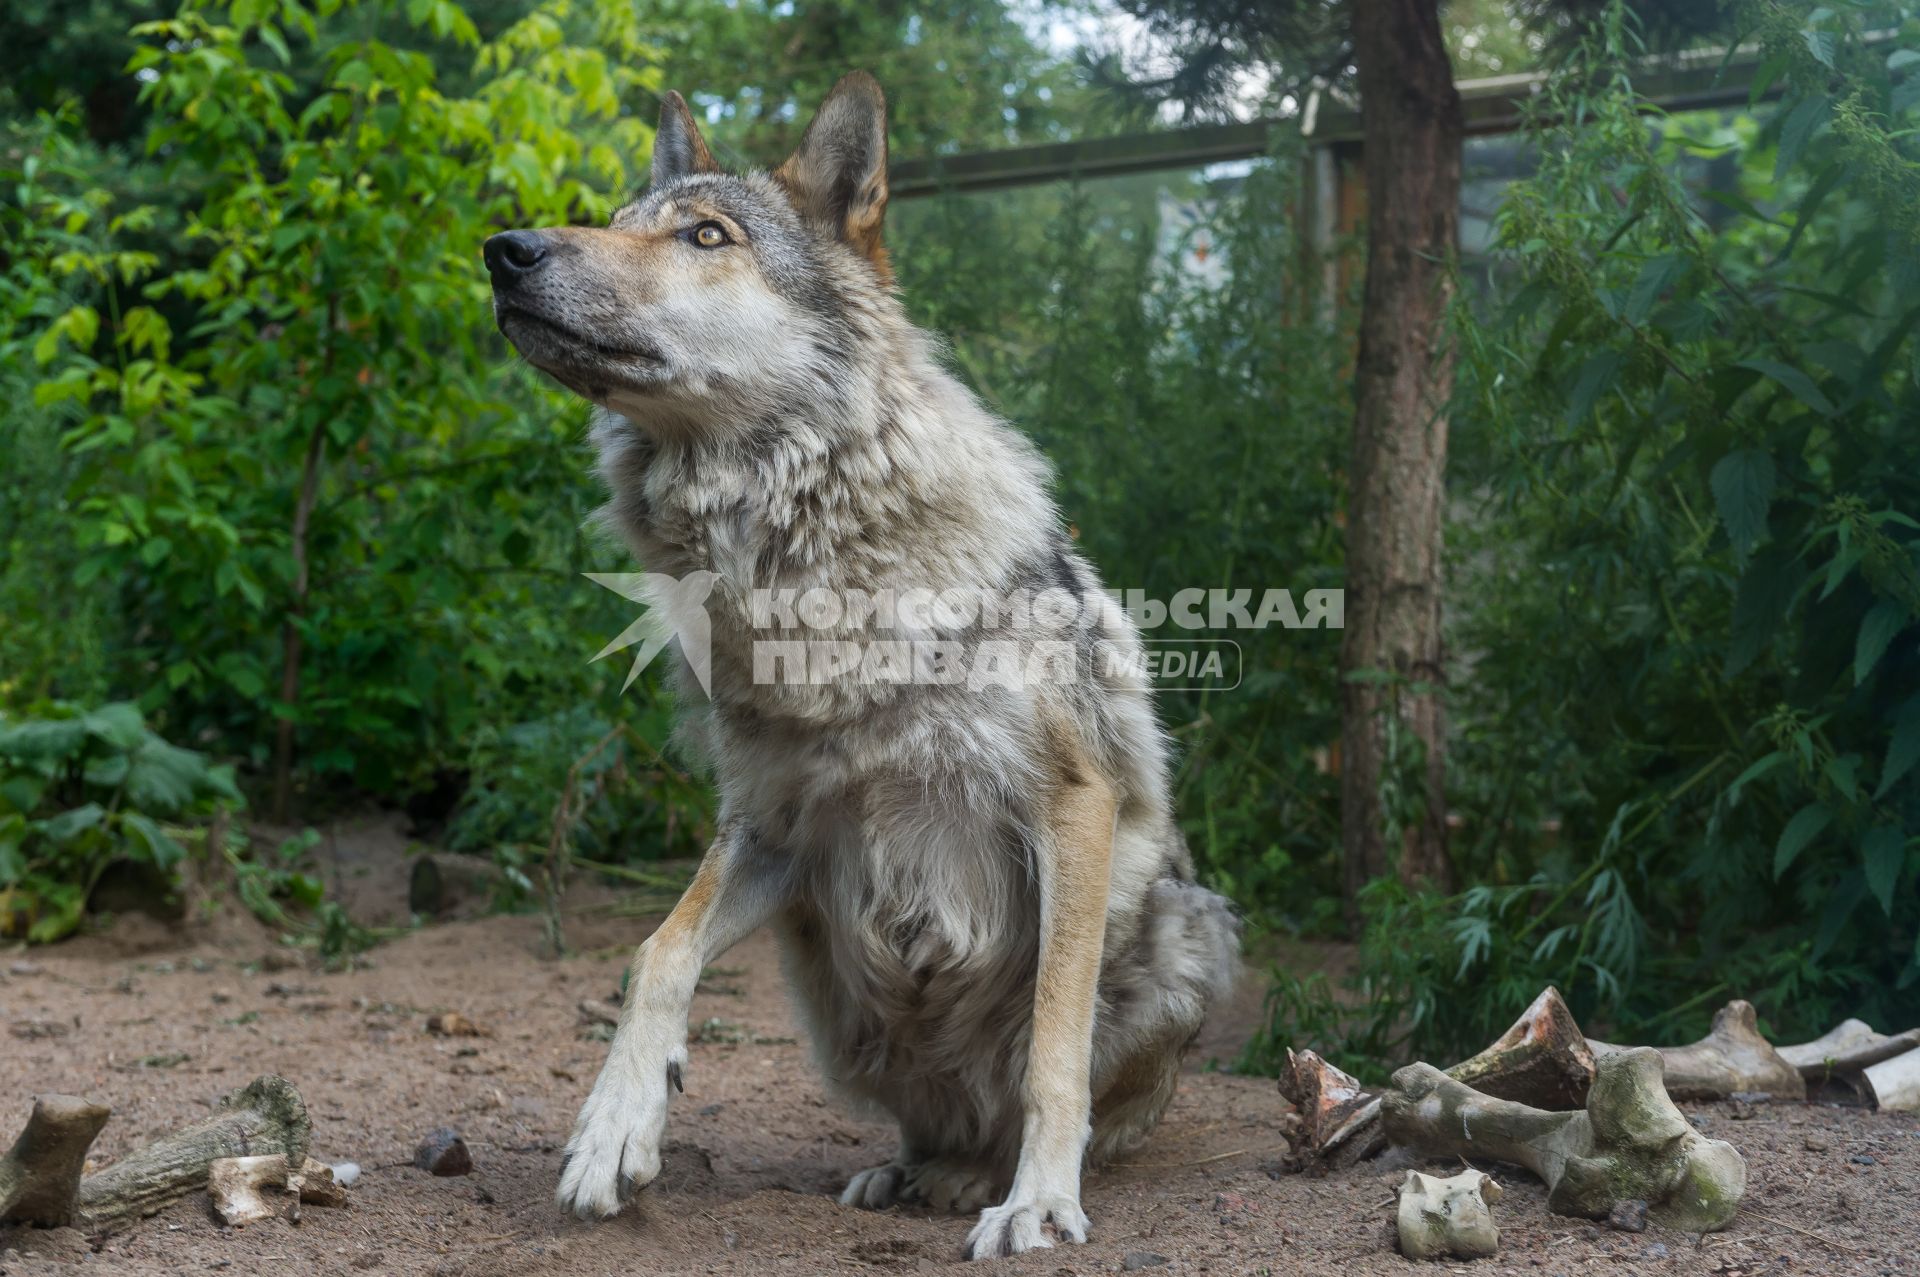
483,230,549,283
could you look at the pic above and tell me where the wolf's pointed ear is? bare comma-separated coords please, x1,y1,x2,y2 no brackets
651,91,720,188
774,72,890,278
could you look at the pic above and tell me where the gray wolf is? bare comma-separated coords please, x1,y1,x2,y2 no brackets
484,72,1239,1259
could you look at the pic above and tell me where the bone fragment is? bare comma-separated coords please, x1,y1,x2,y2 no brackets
1396,1169,1502,1260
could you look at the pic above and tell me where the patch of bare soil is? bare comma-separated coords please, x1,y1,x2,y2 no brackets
2,880,1916,1276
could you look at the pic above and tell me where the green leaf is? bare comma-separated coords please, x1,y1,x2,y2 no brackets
122,739,212,814
1625,254,1687,325
1775,802,1833,877
1735,358,1834,416
1711,449,1775,558
82,703,146,751
1857,598,1909,685
1801,28,1837,69
1727,751,1786,806
0,718,88,764
121,812,188,871
1863,826,1906,915
1774,96,1829,182
1564,351,1623,426
1823,755,1859,804
1877,699,1920,798
257,25,291,64
1728,541,1797,675
41,802,106,842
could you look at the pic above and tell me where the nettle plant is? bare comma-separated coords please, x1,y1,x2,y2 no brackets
0,702,241,941
1444,0,1920,1039
27,0,654,806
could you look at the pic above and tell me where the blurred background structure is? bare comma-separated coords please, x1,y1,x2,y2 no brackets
2,0,1917,1077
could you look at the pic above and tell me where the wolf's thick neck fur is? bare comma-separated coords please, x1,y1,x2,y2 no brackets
588,286,1057,609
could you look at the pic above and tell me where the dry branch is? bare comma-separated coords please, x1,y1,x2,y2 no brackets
1381,1047,1745,1232
0,1095,112,1227
1589,1001,1804,1101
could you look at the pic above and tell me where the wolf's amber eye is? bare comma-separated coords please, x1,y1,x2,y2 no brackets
690,221,729,249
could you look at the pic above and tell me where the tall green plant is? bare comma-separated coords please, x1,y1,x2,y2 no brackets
1254,0,1920,1076
23,0,657,811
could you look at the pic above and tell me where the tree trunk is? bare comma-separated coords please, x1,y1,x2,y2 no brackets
271,297,338,823
1340,0,1462,914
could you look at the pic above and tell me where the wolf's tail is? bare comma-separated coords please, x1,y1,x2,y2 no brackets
1088,875,1242,1162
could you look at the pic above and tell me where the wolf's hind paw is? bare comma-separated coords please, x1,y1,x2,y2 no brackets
963,1197,1089,1260
903,1161,999,1214
840,1162,908,1210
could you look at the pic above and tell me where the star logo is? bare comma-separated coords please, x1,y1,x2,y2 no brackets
584,571,720,696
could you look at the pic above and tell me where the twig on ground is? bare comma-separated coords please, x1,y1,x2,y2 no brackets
1738,1208,1860,1254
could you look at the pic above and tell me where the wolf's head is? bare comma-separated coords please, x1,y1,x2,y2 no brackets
485,73,893,428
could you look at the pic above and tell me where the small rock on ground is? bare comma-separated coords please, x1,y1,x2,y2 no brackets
1122,1252,1170,1271
414,1128,473,1176
427,1011,484,1037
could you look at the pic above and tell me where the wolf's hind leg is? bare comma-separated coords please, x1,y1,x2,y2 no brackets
557,825,786,1220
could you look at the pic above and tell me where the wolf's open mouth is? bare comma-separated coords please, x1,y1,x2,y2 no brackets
495,305,662,364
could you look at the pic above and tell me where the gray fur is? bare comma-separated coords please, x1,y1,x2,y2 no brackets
491,75,1241,1220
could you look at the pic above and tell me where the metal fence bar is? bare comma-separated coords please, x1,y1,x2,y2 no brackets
888,44,1790,200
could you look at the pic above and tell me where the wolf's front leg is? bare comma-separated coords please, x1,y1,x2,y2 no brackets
558,825,783,1219
966,732,1114,1260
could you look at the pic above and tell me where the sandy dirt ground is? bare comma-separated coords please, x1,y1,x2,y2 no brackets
2,837,1917,1276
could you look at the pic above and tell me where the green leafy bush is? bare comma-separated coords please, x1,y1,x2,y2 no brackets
1250,0,1920,1076
14,0,659,805
0,701,240,940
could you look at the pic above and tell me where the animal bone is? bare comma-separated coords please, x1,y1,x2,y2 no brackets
0,1095,112,1226
74,1074,310,1233
209,1154,294,1226
292,1157,349,1208
1381,1046,1746,1232
1778,1020,1920,1081
1396,1169,1502,1260
0,1076,309,1235
1281,987,1596,1168
205,1153,342,1226
1864,1045,1920,1113
1448,986,1596,1109
1588,1001,1804,1101
1277,1049,1384,1169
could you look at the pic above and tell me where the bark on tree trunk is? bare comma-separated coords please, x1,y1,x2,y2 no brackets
1340,0,1462,914
271,298,338,824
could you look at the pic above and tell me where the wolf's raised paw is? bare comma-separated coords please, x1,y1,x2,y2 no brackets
963,1197,1089,1260
555,1058,677,1219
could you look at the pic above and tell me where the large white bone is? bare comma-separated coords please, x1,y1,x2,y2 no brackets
1589,1001,1803,1100
1381,1046,1746,1232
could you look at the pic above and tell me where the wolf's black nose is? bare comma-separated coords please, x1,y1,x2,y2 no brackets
484,230,548,280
